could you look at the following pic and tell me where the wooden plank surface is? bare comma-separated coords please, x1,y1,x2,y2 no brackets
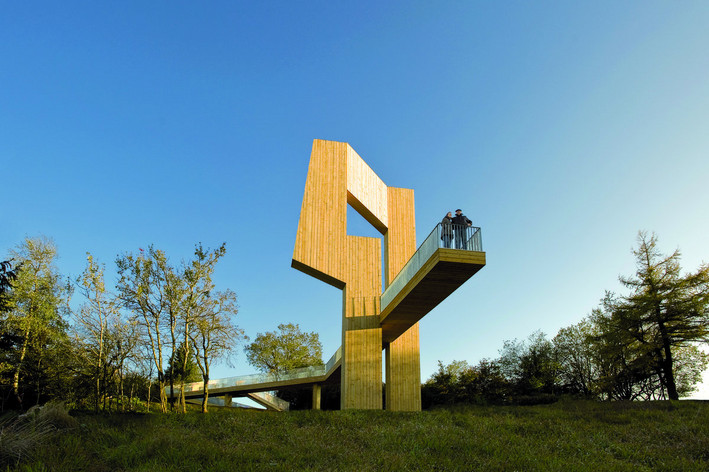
292,139,348,287
346,146,388,233
342,235,383,409
291,139,467,411
384,187,421,411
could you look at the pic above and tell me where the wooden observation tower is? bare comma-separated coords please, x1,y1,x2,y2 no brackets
292,139,486,411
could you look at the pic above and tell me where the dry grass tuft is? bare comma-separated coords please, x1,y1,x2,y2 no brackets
0,412,54,467
0,401,77,467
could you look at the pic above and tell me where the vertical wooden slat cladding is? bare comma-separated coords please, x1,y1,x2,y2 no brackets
292,139,348,287
384,187,421,411
346,146,388,233
291,139,388,409
342,235,382,409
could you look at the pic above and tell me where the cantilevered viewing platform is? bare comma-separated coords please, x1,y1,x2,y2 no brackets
380,223,486,343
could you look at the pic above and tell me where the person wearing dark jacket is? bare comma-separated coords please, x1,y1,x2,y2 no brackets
441,212,454,248
451,209,472,249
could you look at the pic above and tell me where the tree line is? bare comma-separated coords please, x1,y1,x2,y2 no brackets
424,232,709,407
0,237,248,413
0,235,326,414
3,231,706,412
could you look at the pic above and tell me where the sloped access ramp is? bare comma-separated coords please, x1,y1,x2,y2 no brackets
168,348,341,410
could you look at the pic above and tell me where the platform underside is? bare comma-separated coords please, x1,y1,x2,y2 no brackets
380,249,486,344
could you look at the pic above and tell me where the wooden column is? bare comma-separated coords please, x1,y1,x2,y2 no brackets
341,236,382,409
312,384,321,410
384,187,421,411
223,393,233,408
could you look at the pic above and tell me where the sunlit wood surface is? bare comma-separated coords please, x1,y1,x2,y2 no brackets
291,139,483,411
292,140,389,409
342,235,383,409
384,186,421,411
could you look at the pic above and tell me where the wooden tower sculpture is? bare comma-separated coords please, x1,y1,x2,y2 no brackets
292,139,419,410
292,139,486,410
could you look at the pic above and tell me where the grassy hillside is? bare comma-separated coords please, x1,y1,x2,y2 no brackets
14,400,709,471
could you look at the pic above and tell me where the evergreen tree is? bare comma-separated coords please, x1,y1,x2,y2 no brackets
599,232,709,400
0,260,20,313
166,341,200,384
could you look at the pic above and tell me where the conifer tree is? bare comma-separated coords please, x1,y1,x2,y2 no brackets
603,232,709,400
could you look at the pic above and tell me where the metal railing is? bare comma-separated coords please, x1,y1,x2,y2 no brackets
170,347,342,396
381,223,482,310
439,223,483,251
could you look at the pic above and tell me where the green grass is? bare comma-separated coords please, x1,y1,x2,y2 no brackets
15,400,709,471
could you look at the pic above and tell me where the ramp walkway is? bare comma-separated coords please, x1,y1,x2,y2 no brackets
167,347,341,409
187,391,290,411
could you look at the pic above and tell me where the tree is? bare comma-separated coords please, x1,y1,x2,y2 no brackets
116,243,231,413
109,316,139,412
590,302,657,400
671,344,709,398
189,289,244,413
72,253,120,411
166,341,200,385
244,323,323,376
553,319,598,396
602,232,709,400
1,237,67,408
498,331,560,399
421,359,509,408
115,246,172,412
461,359,509,404
421,360,470,406
173,243,226,413
0,260,20,313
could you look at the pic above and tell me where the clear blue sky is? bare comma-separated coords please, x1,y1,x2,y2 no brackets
3,2,709,397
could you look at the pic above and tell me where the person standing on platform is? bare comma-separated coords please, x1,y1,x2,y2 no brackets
452,209,472,249
441,212,454,248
